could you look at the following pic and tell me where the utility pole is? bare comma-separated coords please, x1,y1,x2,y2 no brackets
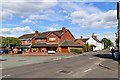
117,1,120,62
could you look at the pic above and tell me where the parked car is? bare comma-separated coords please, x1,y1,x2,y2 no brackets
0,50,3,54
0,49,8,54
48,50,56,54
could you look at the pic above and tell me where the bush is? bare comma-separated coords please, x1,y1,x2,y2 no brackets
70,49,82,54
83,44,91,52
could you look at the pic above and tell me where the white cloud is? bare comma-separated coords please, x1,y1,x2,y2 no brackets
58,10,67,13
22,18,32,23
0,26,32,34
98,32,115,42
20,16,24,18
94,34,100,36
0,10,13,21
60,2,101,14
57,0,119,2
61,2,117,29
22,15,47,23
47,27,57,31
22,10,65,23
1,0,58,21
69,9,117,29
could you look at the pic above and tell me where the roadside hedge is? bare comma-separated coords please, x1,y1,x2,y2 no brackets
70,49,82,54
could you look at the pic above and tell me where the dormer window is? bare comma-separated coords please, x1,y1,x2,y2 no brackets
49,37,56,41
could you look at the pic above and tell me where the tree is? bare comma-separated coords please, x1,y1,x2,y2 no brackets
83,43,91,52
1,37,22,53
115,38,118,49
101,38,114,49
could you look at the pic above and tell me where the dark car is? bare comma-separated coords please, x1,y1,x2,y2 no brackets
0,49,8,54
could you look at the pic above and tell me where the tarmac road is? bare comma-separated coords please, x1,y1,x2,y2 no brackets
2,50,117,78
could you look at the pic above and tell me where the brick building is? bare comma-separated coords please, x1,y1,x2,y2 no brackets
16,27,83,53
74,34,104,51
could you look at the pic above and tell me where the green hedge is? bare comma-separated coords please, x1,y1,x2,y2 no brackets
70,49,82,54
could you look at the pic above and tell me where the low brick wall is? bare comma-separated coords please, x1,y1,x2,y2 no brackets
22,52,74,56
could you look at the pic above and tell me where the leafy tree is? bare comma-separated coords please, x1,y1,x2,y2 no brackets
101,38,114,49
115,38,118,49
1,37,22,52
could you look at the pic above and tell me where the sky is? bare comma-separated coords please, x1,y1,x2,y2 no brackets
0,0,119,45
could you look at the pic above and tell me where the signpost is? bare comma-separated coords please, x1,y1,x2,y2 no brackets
117,2,120,62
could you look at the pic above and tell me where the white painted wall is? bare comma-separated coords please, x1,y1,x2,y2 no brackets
86,38,104,51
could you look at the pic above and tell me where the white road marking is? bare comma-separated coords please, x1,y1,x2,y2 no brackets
2,75,6,78
89,57,94,59
84,68,92,72
2,75,11,78
65,56,73,58
53,58,62,60
99,58,104,61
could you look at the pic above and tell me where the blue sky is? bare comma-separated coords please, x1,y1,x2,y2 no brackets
0,0,118,45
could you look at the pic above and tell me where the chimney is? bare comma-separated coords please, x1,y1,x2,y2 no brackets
81,36,83,39
95,36,97,39
92,33,94,38
35,31,38,37
62,27,66,33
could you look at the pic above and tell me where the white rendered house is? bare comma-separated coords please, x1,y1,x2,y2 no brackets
85,34,104,51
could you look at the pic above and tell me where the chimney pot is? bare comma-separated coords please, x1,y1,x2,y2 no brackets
81,36,83,39
92,33,94,38
95,36,97,39
35,31,38,37
62,27,66,33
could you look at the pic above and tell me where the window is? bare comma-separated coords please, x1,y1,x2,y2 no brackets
49,37,56,41
25,40,28,43
37,39,41,41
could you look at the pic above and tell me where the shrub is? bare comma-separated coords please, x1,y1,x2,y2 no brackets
70,49,82,54
83,45,87,52
33,48,37,52
83,44,91,52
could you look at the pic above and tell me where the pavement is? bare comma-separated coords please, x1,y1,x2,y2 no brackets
99,59,118,71
82,51,118,78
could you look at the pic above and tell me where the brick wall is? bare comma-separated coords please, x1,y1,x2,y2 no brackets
22,52,74,55
41,39,47,42
60,30,74,43
75,39,83,46
47,33,60,43
22,40,26,44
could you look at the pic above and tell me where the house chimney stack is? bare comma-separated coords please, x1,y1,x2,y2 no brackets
92,33,94,38
95,36,97,39
81,36,83,39
35,31,38,37
62,27,66,33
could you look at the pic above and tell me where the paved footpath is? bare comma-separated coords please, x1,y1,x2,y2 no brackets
82,52,118,78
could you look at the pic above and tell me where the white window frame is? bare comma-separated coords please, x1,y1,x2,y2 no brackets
49,37,56,41
26,40,28,43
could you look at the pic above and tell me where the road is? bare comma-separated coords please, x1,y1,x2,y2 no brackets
2,50,118,78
